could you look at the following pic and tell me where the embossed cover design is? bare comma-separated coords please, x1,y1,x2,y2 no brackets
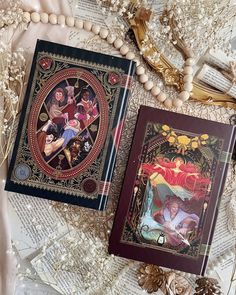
5,40,135,210
109,106,236,274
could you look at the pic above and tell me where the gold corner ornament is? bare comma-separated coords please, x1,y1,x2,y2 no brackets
129,11,236,110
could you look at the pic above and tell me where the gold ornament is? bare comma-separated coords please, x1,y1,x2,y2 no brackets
129,1,236,110
161,124,209,154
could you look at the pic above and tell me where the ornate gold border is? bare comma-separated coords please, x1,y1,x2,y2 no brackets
12,51,122,200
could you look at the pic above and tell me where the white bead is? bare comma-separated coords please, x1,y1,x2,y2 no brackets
114,38,123,49
84,20,92,31
107,34,116,44
49,14,57,25
119,45,129,56
157,92,167,102
136,66,145,75
66,16,75,27
183,66,193,75
144,80,153,91
92,24,101,35
31,12,40,23
185,58,194,66
179,91,190,101
151,85,161,96
75,19,83,29
23,12,31,23
183,74,193,83
173,98,183,108
183,82,193,92
134,59,140,66
164,97,172,107
139,74,148,84
58,15,65,26
126,51,135,60
99,28,109,39
40,12,49,24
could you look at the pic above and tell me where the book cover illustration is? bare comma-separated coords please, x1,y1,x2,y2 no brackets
6,40,135,210
122,122,218,256
109,106,236,275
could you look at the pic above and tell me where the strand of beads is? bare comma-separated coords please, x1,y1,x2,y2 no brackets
24,11,194,109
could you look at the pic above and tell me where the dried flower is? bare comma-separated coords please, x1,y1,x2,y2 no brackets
0,0,24,32
138,264,165,293
194,277,222,295
147,0,236,61
165,272,192,295
0,42,26,165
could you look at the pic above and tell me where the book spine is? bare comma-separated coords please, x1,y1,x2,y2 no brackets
201,126,236,276
98,61,136,210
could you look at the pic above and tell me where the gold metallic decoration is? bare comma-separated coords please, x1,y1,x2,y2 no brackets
219,150,232,164
90,124,98,132
39,112,48,122
199,243,211,256
137,264,165,293
129,8,236,110
135,7,152,22
194,277,222,295
160,124,209,154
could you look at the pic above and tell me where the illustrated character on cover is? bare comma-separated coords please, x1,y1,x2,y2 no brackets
141,157,211,199
61,119,81,147
139,157,210,247
153,197,199,246
47,87,76,131
64,134,92,166
75,88,98,127
47,88,70,119
37,120,64,157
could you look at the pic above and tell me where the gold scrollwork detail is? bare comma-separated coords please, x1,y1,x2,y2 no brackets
129,12,236,110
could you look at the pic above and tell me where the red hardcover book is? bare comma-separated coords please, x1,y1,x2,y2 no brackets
109,105,236,275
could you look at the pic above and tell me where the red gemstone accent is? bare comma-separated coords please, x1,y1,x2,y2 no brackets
82,178,98,194
108,72,120,85
39,57,53,71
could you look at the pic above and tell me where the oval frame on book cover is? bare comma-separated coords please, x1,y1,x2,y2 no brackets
28,67,109,180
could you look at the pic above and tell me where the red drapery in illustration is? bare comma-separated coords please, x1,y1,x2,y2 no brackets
141,157,211,199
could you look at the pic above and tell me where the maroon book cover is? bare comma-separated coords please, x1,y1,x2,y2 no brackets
109,105,236,275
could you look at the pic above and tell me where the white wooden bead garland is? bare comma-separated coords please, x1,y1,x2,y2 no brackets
40,12,49,24
49,14,57,25
26,11,195,108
